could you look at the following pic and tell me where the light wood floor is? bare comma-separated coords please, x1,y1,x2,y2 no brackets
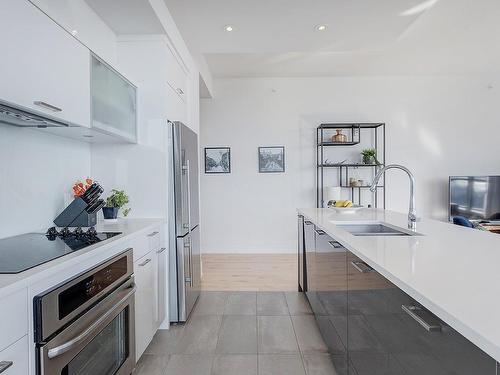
201,253,298,291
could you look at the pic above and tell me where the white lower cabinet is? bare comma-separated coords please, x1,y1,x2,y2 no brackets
155,246,167,328
134,227,167,361
134,250,156,360
0,289,27,353
0,336,29,375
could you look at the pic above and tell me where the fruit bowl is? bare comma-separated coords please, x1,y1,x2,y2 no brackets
329,205,364,213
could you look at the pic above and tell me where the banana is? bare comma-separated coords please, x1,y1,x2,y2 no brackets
334,200,353,208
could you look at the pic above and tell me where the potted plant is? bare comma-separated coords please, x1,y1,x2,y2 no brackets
361,148,381,165
102,189,131,220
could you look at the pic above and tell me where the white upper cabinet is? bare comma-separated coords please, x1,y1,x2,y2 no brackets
165,44,188,103
0,0,90,127
91,55,138,143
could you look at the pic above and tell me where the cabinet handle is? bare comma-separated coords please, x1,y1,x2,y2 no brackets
157,247,166,254
139,258,151,267
0,362,13,373
176,88,184,95
328,241,343,249
148,231,159,237
350,260,374,273
33,101,62,112
314,229,326,235
402,304,443,332
304,221,313,225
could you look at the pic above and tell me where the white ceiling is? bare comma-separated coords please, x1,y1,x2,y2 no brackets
164,0,427,54
85,0,165,34
164,0,500,77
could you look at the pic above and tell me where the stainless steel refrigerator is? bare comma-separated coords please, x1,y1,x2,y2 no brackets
168,121,201,323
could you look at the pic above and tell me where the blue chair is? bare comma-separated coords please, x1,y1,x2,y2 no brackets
452,216,474,228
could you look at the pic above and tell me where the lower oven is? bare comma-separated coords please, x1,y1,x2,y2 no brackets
34,249,136,375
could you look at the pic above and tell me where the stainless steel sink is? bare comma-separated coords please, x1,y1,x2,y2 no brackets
336,223,421,236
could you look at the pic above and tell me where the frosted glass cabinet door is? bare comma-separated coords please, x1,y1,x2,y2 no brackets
91,55,137,142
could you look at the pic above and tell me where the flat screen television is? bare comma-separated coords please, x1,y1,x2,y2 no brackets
449,176,500,222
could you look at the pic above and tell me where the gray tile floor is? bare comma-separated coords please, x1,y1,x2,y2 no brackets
135,292,341,375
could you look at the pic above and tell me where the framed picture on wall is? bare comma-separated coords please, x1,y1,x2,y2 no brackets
258,146,285,173
205,147,231,173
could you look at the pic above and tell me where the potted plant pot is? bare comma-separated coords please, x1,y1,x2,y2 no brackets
102,207,119,220
363,155,375,165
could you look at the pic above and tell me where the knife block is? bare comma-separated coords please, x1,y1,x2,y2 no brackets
71,211,98,227
54,197,97,228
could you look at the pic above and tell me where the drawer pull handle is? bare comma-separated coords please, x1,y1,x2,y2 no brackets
304,221,313,225
33,101,62,112
0,362,13,373
350,260,374,273
139,259,151,267
328,241,343,249
402,304,443,332
157,247,166,254
148,231,159,237
314,229,326,235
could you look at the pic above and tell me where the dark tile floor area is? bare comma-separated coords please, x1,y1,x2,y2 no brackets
135,292,344,375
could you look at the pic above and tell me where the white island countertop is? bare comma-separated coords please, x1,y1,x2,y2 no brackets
0,218,164,298
298,207,500,363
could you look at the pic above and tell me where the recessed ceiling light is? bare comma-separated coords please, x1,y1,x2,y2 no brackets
224,25,234,32
316,24,327,31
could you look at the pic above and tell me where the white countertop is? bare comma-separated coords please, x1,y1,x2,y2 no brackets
0,218,164,298
298,207,500,363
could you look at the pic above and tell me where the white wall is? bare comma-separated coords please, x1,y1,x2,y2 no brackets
0,125,91,238
200,76,500,253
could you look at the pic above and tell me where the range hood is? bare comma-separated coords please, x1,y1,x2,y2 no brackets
0,100,69,128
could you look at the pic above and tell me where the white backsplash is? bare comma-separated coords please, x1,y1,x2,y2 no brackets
0,124,91,238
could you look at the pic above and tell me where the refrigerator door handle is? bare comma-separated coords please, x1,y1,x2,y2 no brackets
189,239,194,287
182,160,192,232
184,238,192,284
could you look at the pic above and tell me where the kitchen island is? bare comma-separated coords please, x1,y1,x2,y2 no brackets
298,208,500,374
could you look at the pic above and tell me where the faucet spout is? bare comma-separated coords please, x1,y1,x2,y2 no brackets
370,164,417,230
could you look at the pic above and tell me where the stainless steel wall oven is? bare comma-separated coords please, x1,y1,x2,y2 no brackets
34,249,136,375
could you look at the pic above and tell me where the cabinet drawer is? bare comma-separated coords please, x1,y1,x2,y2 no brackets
128,235,150,262
147,228,161,252
0,336,29,375
0,290,28,352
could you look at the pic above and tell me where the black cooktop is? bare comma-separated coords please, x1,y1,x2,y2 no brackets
0,227,121,274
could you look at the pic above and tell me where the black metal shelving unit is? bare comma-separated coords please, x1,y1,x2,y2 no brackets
316,123,386,208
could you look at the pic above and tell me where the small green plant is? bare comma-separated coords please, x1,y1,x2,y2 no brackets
361,148,380,165
105,189,131,216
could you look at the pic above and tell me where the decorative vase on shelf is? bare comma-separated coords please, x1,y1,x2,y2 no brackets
362,155,375,165
332,129,347,143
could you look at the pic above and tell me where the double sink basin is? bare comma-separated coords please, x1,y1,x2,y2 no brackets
335,223,422,237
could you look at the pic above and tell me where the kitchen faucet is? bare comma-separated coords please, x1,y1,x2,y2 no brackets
370,164,417,230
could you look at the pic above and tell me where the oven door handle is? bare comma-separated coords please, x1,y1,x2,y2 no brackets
47,283,137,359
